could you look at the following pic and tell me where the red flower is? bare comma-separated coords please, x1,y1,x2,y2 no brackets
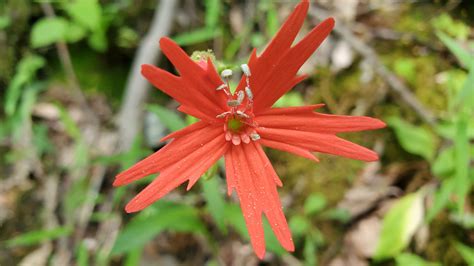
114,0,385,259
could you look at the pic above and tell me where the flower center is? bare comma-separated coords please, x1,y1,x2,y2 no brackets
227,117,244,133
215,64,260,145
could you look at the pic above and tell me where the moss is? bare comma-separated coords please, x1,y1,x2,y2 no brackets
424,213,467,266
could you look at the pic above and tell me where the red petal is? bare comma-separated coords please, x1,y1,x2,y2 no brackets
234,1,309,96
114,125,222,186
141,64,221,121
231,143,294,259
231,146,266,258
224,151,235,195
257,127,379,162
159,38,227,109
258,104,325,116
258,138,319,163
125,136,229,212
255,113,386,133
254,18,335,112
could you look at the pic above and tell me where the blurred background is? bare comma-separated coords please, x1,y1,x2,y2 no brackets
1,0,473,265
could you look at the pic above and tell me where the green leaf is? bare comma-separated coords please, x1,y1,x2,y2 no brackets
273,92,305,108
173,27,221,46
65,23,87,43
124,247,143,266
436,31,474,68
453,114,470,212
455,242,474,265
204,0,220,28
62,0,102,32
5,55,45,116
431,147,455,178
112,201,207,254
77,241,90,266
289,215,310,237
303,236,317,266
320,208,351,223
427,178,456,222
395,253,441,266
0,15,11,29
4,227,72,247
31,17,68,48
387,117,437,161
201,176,227,233
146,105,186,132
265,2,279,36
304,193,327,216
87,29,108,52
456,61,474,110
374,192,424,260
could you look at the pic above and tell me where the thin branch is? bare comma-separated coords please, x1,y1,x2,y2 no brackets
309,6,437,126
117,0,179,151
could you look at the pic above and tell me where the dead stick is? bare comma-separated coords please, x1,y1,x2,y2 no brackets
117,0,178,151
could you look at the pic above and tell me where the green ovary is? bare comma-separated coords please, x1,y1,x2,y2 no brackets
227,118,244,133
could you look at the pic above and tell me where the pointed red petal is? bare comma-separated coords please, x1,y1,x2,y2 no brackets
125,136,229,212
258,104,325,116
159,38,227,109
234,1,310,104
254,18,335,111
231,143,294,259
242,143,294,252
258,138,319,163
255,113,386,133
114,125,222,186
141,64,220,121
224,151,236,195
231,146,266,258
257,127,379,162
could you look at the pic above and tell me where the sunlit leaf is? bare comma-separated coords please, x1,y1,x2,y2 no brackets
395,253,441,266
436,31,473,69
274,92,305,108
374,192,424,260
173,27,221,46
65,23,87,43
5,55,45,116
427,178,456,222
453,114,470,212
31,17,68,48
62,0,102,32
205,0,220,28
431,147,455,178
387,117,438,161
304,193,327,216
5,227,72,247
289,215,310,237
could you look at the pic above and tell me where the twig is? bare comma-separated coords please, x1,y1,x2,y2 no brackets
117,0,178,151
309,6,437,126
